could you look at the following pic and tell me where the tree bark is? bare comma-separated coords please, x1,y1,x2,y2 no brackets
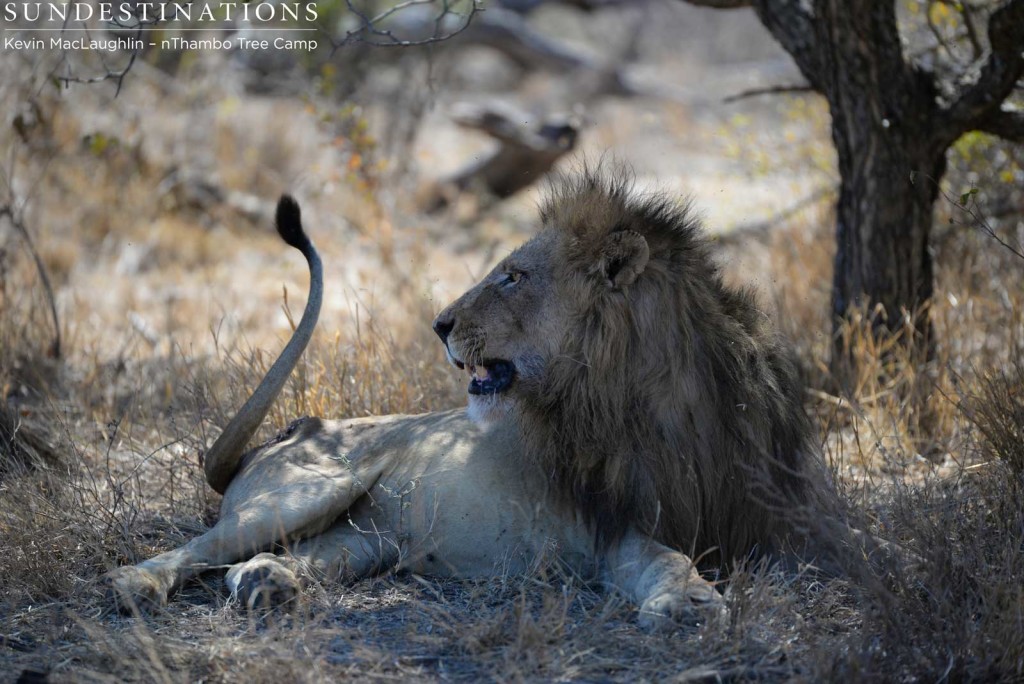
750,1,945,373
748,1,951,377
830,115,947,369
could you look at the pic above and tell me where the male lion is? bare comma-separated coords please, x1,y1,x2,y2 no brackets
107,172,847,627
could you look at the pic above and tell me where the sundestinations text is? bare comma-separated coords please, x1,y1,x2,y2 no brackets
3,2,319,23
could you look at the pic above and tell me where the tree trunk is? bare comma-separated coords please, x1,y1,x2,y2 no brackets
799,0,948,381
829,117,947,377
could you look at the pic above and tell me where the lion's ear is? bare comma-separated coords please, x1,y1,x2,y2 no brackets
600,231,649,289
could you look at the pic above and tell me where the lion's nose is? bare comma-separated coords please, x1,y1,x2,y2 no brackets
432,314,454,344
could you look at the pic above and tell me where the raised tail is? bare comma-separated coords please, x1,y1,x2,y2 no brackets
203,195,323,494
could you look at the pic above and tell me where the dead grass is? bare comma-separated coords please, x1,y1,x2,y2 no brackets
4,192,1023,680
961,338,1024,479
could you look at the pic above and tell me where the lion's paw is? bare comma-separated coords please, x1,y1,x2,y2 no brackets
104,567,168,615
226,554,302,614
638,582,727,632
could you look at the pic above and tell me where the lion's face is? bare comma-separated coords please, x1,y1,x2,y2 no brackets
433,230,573,422
433,186,654,424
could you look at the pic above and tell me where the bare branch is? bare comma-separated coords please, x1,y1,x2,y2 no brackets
941,0,985,59
423,103,579,212
942,0,1024,137
977,107,1024,141
48,5,155,94
330,0,483,50
924,1,967,66
46,1,483,91
945,186,1024,262
53,34,144,96
747,1,825,91
920,171,1024,261
0,205,61,358
723,83,814,103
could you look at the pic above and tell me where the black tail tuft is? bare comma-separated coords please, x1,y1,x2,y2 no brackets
275,195,311,251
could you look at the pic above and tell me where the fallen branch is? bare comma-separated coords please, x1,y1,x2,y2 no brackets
423,102,580,212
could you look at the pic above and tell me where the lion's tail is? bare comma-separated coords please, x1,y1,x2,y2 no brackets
203,195,323,494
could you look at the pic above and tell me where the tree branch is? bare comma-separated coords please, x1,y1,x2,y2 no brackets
722,83,814,103
679,0,826,91
331,0,482,49
939,0,985,60
941,184,1024,262
942,0,1024,137
747,0,825,91
977,107,1024,141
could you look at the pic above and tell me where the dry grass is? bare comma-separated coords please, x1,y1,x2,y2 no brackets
4,51,1024,684
4,193,1023,681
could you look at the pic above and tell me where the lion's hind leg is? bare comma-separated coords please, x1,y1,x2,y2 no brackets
105,507,306,615
224,515,400,614
106,461,385,614
226,553,305,613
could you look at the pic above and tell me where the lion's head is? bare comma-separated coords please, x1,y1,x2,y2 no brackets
432,224,570,424
434,170,833,567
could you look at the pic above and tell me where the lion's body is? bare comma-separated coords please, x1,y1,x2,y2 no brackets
108,172,845,626
224,411,595,581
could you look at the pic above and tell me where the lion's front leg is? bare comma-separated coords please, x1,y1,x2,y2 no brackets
602,530,726,631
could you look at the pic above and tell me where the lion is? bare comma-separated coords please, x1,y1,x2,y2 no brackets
106,171,851,628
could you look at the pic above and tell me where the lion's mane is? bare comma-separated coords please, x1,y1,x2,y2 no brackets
517,170,835,568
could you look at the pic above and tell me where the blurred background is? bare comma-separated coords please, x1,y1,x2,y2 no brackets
1,1,836,357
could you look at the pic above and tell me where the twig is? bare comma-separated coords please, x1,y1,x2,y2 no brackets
912,171,1024,262
939,183,1024,262
723,83,815,104
0,204,61,358
49,11,150,96
330,0,482,51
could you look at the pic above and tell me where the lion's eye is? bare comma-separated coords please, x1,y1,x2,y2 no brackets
502,271,523,287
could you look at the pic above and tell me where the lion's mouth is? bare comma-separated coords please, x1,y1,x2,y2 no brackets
445,348,516,395
465,360,515,395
